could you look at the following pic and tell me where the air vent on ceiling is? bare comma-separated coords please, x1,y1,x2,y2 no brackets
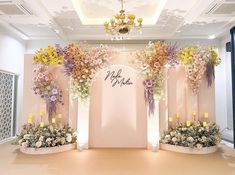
203,0,235,16
0,0,33,15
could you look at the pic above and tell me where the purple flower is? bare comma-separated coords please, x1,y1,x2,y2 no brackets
52,88,58,95
144,79,155,88
50,96,57,102
55,44,67,56
167,43,179,67
143,79,155,116
63,58,74,76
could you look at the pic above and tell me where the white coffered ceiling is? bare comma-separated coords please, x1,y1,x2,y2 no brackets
0,0,234,40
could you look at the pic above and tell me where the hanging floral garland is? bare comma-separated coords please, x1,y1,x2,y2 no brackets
56,43,114,101
167,43,179,67
33,45,64,120
179,46,221,94
32,66,64,120
133,41,168,115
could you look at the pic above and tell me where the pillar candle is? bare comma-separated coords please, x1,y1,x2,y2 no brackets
40,122,44,127
27,118,33,124
52,118,56,124
192,111,196,116
27,113,33,124
186,120,191,127
203,121,208,127
169,117,173,122
58,114,62,119
39,110,45,117
204,113,208,119
176,112,180,118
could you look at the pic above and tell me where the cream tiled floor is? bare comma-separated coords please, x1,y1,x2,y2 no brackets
0,143,235,175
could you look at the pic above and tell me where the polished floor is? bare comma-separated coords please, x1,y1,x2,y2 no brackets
0,143,235,175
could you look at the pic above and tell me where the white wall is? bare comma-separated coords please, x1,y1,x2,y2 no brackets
25,39,219,54
216,32,233,142
0,27,26,133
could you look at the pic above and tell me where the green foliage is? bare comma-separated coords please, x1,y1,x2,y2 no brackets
160,121,221,149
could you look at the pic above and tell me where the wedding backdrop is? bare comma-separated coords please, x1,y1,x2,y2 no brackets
18,41,221,153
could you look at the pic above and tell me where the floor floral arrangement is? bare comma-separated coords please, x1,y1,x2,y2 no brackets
15,124,77,148
160,121,221,149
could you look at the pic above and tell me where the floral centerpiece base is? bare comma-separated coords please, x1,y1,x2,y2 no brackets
160,143,218,154
14,124,77,155
20,143,76,155
160,121,221,154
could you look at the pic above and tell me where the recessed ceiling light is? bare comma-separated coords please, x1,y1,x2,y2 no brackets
54,29,60,34
208,35,216,39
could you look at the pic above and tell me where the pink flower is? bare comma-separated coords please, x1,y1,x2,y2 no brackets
38,73,43,79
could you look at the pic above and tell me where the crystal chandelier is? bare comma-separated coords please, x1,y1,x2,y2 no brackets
104,0,143,39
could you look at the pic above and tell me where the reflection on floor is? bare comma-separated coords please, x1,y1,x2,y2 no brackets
222,129,234,143
0,143,235,175
221,140,234,148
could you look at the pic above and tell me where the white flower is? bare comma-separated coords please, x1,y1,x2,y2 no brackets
23,134,30,140
187,137,194,143
21,142,28,148
39,136,44,142
196,144,203,149
182,128,187,131
170,131,175,136
201,136,207,142
172,137,177,143
46,138,52,143
66,133,72,143
165,135,171,140
18,139,23,144
36,141,42,148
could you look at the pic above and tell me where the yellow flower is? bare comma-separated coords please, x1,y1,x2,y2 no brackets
33,45,64,65
179,47,196,65
210,47,221,66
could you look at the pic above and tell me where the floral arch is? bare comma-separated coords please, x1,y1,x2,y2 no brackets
29,41,220,151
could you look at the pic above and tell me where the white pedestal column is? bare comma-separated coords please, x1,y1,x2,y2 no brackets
147,100,160,151
76,98,90,150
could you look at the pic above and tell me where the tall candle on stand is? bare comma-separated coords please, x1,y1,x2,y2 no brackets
40,122,44,127
27,113,33,124
52,118,56,124
176,112,180,124
58,114,62,119
186,120,191,127
39,110,45,122
203,121,208,127
204,113,208,119
169,117,173,127
58,113,62,127
192,111,196,121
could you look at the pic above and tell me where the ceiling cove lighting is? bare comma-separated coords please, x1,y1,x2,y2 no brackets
208,35,216,40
